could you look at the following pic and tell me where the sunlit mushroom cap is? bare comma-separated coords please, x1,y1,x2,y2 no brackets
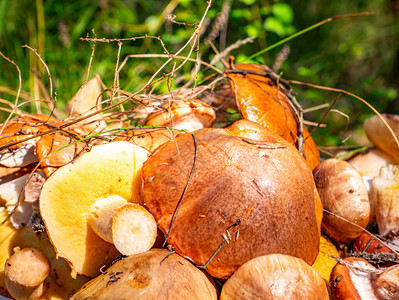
142,123,320,279
227,63,320,169
0,115,59,167
71,249,217,300
143,99,216,132
221,254,329,300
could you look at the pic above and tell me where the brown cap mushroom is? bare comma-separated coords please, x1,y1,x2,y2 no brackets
220,254,329,300
71,249,218,300
36,131,88,178
142,123,320,279
142,99,216,132
113,128,175,153
4,247,50,300
39,141,149,277
313,158,370,243
0,115,59,168
364,114,399,162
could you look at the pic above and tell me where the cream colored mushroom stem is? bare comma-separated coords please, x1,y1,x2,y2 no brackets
372,165,399,238
4,248,50,300
88,199,158,256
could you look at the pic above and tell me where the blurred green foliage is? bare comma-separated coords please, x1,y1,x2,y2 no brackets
0,0,398,148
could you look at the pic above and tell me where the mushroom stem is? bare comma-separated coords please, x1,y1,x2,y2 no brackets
4,248,50,300
88,199,158,256
372,165,399,237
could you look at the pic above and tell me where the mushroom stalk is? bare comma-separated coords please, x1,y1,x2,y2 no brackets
372,165,399,238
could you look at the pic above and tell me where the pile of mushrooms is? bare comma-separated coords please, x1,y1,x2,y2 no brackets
1,64,399,299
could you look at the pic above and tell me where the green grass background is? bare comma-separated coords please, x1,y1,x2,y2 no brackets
0,0,398,147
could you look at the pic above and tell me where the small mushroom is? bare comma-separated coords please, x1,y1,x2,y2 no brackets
39,141,149,277
330,257,379,299
0,115,59,168
0,172,44,229
113,128,175,153
142,99,216,132
364,114,399,162
35,131,88,178
220,254,329,300
4,248,50,300
349,148,396,178
372,264,399,299
71,249,218,300
313,158,370,243
353,232,399,257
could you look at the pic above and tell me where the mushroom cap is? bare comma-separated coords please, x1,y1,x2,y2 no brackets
364,114,399,162
227,63,320,170
142,126,320,278
113,128,174,153
5,248,50,287
143,99,216,132
313,158,370,243
220,254,329,300
39,141,149,277
71,249,218,300
0,115,59,167
36,131,88,178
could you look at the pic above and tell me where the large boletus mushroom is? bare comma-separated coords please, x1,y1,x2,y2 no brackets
142,124,320,279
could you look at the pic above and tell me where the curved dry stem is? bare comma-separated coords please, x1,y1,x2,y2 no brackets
289,80,399,151
323,209,399,256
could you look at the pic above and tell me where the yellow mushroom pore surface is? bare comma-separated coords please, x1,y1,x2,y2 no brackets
39,142,149,277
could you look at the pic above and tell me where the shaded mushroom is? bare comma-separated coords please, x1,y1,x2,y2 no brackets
71,249,218,300
0,209,89,299
142,122,320,279
364,114,399,162
39,141,149,277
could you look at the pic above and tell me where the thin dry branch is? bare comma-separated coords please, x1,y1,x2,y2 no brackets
0,51,22,136
289,80,399,150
